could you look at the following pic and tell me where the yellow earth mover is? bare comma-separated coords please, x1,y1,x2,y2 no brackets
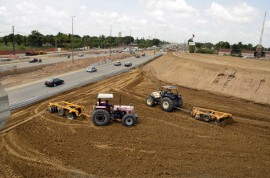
190,107,234,126
48,101,84,120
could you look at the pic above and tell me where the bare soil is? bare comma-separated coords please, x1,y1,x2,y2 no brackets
0,52,269,177
148,52,270,104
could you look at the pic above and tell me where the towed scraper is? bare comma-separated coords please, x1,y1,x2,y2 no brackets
48,101,85,120
190,107,234,126
146,85,234,126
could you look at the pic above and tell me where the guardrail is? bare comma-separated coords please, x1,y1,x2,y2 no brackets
9,53,163,110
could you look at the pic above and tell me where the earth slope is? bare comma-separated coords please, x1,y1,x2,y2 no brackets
146,52,270,104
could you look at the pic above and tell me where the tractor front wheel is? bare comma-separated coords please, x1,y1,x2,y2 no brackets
122,114,136,127
146,96,155,107
161,97,174,112
92,109,110,126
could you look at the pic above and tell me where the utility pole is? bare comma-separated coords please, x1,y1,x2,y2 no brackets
55,38,57,51
12,26,15,55
71,16,75,63
110,25,112,56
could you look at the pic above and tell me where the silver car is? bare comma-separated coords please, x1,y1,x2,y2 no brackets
86,66,97,72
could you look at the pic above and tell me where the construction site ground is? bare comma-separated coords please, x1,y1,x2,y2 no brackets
0,52,270,177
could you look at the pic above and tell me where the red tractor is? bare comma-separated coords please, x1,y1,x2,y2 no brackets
91,93,138,127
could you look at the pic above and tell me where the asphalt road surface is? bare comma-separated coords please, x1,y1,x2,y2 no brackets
0,52,111,71
6,53,162,105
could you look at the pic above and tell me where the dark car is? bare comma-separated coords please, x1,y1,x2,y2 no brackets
124,62,132,67
114,61,121,66
45,78,64,87
29,58,42,63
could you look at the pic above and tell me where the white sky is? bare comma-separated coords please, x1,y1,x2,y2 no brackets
0,0,270,47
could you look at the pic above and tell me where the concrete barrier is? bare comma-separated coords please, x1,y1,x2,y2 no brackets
0,83,10,129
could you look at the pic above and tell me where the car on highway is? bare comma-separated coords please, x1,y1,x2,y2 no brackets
124,62,132,67
45,78,64,87
114,61,121,66
0,58,11,61
78,54,84,57
135,55,140,58
29,58,42,63
86,66,97,72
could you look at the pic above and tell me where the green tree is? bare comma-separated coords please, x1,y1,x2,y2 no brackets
28,30,44,47
152,38,160,46
123,36,134,45
15,34,24,46
215,41,230,50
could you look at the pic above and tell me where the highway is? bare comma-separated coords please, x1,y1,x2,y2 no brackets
6,53,162,107
0,52,111,71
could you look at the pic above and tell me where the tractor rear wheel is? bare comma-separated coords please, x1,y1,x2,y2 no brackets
176,98,183,108
146,96,155,107
92,109,110,126
122,114,136,127
161,97,174,112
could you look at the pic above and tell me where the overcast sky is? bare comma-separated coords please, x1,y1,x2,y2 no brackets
0,0,270,47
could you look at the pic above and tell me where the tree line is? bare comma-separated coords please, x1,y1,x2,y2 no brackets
194,41,270,54
0,30,164,50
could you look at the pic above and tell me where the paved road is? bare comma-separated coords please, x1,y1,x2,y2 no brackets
0,52,116,71
7,53,162,106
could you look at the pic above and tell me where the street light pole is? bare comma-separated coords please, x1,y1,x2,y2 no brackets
71,16,75,63
110,25,112,56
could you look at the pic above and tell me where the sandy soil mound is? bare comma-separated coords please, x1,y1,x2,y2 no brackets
1,64,270,177
146,52,270,105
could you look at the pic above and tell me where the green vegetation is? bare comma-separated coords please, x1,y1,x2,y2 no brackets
191,41,270,54
0,30,166,50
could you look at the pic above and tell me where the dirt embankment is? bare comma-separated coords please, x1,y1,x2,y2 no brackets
145,52,270,105
0,52,269,177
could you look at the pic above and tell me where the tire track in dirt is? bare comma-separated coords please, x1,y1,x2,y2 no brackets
1,53,270,177
2,70,139,133
3,133,92,177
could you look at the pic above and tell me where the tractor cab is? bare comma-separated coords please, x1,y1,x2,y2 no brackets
94,93,113,112
160,86,179,96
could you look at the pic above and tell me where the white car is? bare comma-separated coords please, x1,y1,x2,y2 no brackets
86,66,97,72
78,54,84,57
114,61,121,66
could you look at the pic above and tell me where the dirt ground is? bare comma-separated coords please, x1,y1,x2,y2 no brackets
147,52,270,105
0,52,270,177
